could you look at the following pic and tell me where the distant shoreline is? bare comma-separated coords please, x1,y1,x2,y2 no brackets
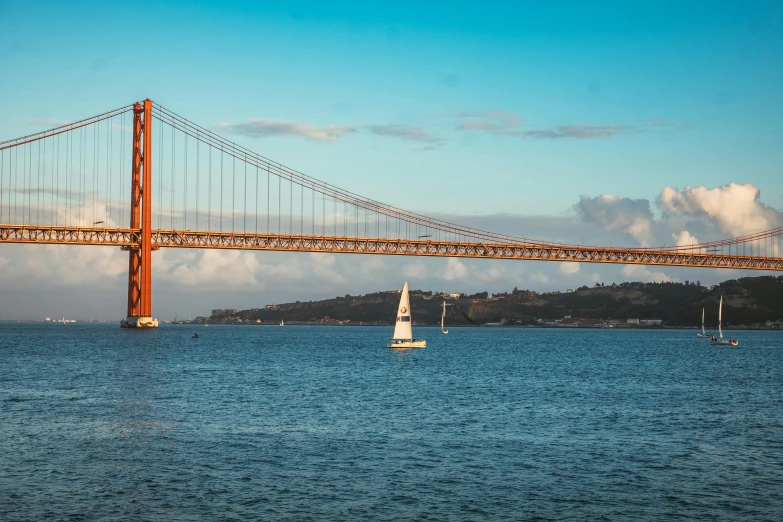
172,322,782,331
2,321,781,332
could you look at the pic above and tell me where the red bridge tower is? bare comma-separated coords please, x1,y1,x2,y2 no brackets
121,99,157,328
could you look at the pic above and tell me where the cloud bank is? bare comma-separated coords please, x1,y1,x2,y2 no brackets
574,194,654,246
217,119,355,142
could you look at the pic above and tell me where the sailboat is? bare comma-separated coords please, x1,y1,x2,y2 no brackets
441,301,449,334
280,319,284,327
61,316,67,326
711,296,738,346
696,307,710,338
389,282,426,348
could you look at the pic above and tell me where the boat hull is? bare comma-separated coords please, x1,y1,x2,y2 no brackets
389,340,427,349
711,339,738,346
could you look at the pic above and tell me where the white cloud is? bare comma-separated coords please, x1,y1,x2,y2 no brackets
622,265,679,283
166,249,264,288
476,265,506,282
574,194,654,245
0,244,126,288
359,256,387,276
530,272,551,284
673,230,700,247
452,110,523,136
658,183,782,237
404,262,428,279
217,119,356,142
559,262,581,275
364,124,440,143
440,258,469,280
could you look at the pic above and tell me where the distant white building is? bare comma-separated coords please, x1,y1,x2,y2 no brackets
449,292,462,299
627,318,640,325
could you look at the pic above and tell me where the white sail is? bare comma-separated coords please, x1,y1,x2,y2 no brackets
392,282,413,340
718,296,723,339
441,301,449,334
701,307,705,335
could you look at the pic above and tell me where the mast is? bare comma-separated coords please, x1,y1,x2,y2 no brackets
718,296,723,339
701,307,705,335
441,301,446,331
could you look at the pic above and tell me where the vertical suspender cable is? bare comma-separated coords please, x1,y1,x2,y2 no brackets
243,156,247,233
208,145,211,232
120,113,124,228
231,155,236,233
171,125,175,229
0,149,3,224
184,134,188,230
54,136,59,225
196,134,199,230
267,166,269,234
277,172,283,236
158,120,163,229
220,148,223,232
108,116,112,225
36,140,41,225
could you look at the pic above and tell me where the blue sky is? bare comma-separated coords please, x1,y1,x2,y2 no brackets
2,0,781,214
1,0,782,319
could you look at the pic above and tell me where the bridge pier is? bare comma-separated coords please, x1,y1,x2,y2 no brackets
122,99,157,328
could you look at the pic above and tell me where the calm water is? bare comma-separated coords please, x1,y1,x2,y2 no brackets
1,324,782,521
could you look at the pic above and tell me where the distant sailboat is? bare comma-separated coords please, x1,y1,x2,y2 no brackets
61,316,67,326
441,301,449,334
280,319,284,327
697,307,710,338
711,296,738,346
389,282,426,348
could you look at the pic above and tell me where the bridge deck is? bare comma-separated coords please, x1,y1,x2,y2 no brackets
2,225,782,271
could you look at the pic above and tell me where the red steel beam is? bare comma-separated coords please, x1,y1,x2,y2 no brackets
126,103,143,318
2,226,782,271
140,99,153,318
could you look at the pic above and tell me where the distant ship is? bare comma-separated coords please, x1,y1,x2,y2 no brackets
389,282,426,349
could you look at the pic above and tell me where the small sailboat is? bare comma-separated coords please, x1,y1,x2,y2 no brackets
280,319,284,327
61,316,67,326
389,282,426,348
441,301,449,334
711,296,738,346
696,307,710,338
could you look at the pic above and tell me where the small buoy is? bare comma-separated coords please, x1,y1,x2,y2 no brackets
192,333,199,339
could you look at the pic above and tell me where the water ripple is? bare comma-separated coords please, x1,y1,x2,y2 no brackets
1,324,782,520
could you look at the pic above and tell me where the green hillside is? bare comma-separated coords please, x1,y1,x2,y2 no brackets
221,275,783,327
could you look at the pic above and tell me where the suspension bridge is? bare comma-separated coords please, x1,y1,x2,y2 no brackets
1,99,782,327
